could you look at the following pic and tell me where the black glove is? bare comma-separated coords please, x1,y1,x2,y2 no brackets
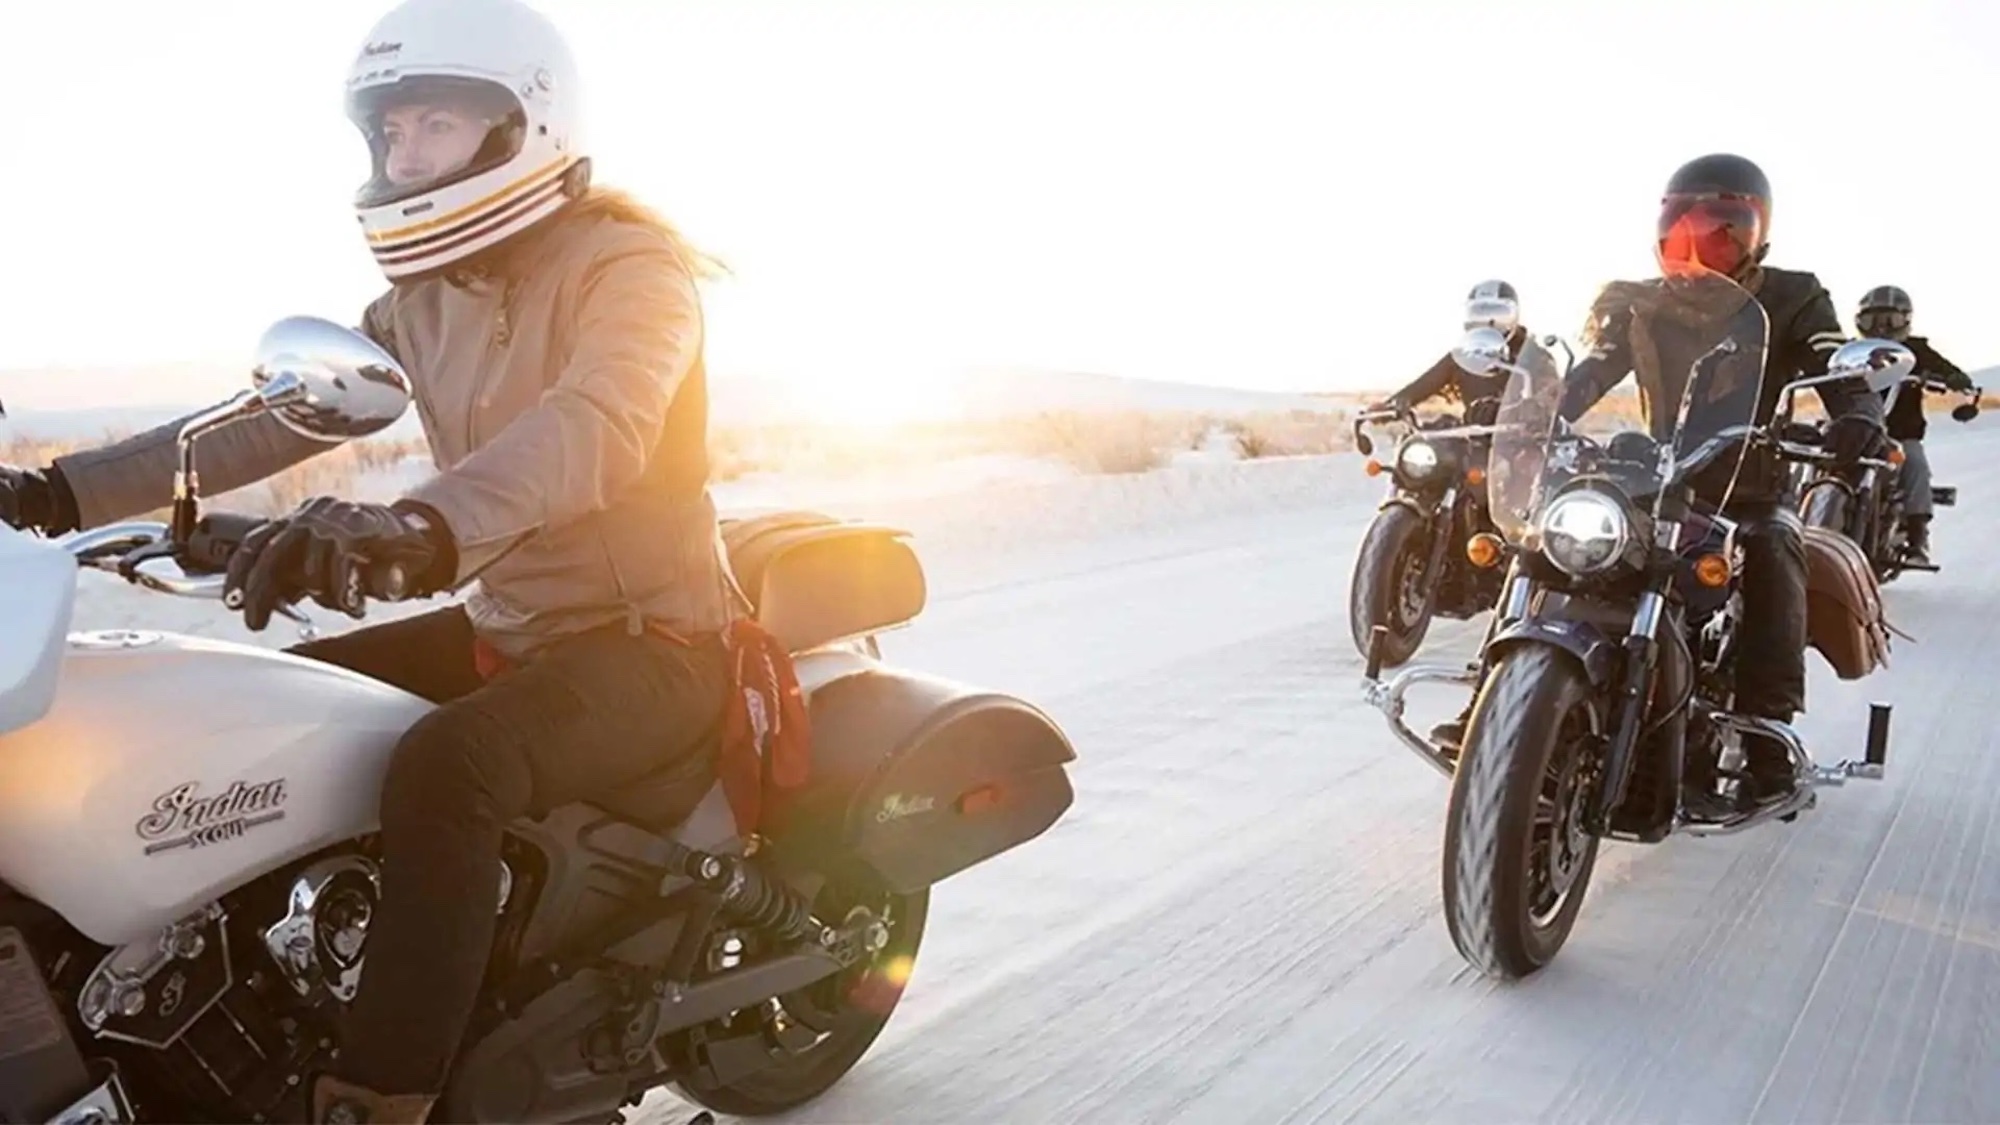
223,496,449,631
0,466,62,533
1824,412,1889,465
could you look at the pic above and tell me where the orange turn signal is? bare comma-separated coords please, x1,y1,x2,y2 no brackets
1693,553,1730,588
1465,466,1486,486
1887,444,1906,465
1364,458,1383,476
1466,533,1504,569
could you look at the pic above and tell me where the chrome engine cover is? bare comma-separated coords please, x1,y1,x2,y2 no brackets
261,855,515,1005
262,855,381,1004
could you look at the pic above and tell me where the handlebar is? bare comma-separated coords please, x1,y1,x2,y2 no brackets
1772,441,1895,471
1350,403,1415,457
58,517,410,635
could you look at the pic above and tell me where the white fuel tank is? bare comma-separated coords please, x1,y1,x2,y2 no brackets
0,629,433,946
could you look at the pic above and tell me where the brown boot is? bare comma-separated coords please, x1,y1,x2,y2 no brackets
311,1074,438,1125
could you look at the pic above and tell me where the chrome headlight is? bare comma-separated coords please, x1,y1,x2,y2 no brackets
1538,489,1631,576
1396,439,1441,480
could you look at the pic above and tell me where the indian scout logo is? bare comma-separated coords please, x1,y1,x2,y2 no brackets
136,778,289,856
875,793,937,824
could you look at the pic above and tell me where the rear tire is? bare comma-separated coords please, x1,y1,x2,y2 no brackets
1350,504,1436,668
1442,645,1602,980
674,888,929,1117
1800,480,1849,533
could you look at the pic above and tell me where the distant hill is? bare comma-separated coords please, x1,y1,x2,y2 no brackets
2,364,1355,443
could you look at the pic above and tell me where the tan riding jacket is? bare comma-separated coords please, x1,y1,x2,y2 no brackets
52,205,740,660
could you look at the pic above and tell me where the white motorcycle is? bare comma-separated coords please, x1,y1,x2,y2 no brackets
0,317,1078,1124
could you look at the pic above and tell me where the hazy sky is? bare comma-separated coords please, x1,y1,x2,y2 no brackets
4,0,1995,415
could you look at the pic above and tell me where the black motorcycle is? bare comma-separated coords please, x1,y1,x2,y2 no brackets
1360,269,1904,981
1797,373,1983,582
1345,401,1510,668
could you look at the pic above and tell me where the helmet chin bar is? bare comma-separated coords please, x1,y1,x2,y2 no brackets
345,0,587,279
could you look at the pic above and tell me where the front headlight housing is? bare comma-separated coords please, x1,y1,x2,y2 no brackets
1537,489,1631,576
1396,438,1441,481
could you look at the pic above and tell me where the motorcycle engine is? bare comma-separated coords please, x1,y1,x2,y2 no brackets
66,852,514,1119
261,855,386,1005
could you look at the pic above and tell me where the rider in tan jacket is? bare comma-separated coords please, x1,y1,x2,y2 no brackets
1,2,750,1120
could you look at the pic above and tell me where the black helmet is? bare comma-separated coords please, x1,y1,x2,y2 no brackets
1856,284,1913,340
1463,278,1520,334
1656,153,1771,280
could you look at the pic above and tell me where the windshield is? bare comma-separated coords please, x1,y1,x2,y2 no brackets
1487,268,1771,546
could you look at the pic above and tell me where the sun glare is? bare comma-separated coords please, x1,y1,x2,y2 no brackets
785,361,962,432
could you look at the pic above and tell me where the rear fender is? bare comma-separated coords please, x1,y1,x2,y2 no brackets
767,667,1077,896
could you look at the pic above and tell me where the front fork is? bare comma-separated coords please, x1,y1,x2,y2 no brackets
1583,519,1679,835
1416,486,1461,601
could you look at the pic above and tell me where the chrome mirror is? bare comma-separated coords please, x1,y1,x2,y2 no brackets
167,316,414,544
1452,326,1512,377
1826,338,1915,396
250,316,413,442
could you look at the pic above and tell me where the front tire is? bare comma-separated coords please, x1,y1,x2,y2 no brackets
1349,504,1437,668
675,888,929,1117
1442,645,1603,980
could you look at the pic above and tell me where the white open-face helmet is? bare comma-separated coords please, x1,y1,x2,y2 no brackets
345,0,589,281
1462,278,1521,336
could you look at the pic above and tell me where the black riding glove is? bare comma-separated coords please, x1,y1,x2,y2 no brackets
1824,412,1889,466
223,496,451,631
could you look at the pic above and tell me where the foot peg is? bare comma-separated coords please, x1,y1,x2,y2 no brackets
1865,701,1890,767
1802,701,1890,784
1931,485,1956,507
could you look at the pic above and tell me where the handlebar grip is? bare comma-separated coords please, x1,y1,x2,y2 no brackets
182,513,268,575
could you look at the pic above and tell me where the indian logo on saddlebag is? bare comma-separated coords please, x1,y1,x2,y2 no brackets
136,778,289,856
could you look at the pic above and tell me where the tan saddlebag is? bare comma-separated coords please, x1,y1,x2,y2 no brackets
1802,525,1893,680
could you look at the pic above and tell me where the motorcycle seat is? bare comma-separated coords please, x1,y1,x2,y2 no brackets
718,510,927,655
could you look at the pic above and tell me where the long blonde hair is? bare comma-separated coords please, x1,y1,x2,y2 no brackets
564,184,728,281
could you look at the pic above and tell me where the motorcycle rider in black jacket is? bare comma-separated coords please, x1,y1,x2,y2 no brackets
1853,284,1975,565
1552,154,1888,812
1374,279,1524,425
1367,281,1525,749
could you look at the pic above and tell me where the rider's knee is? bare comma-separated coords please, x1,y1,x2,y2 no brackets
380,707,509,827
1736,506,1805,570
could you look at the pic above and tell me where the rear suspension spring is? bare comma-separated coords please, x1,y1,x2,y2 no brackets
668,846,818,941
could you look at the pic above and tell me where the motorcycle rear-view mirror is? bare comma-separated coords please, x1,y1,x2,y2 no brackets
1777,337,1916,420
1953,401,1981,423
1452,326,1511,377
250,316,414,443
165,316,414,544
1825,338,1916,392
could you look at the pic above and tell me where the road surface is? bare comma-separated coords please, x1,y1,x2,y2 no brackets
643,425,2000,1125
